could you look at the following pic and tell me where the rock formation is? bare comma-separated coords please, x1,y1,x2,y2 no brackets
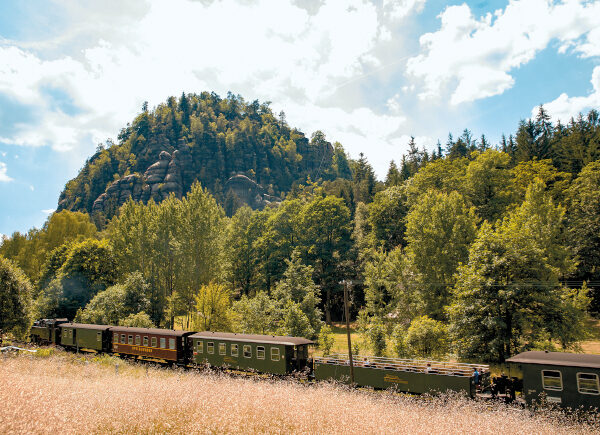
91,142,280,216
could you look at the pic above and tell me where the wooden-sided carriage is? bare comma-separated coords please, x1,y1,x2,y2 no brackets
188,331,313,375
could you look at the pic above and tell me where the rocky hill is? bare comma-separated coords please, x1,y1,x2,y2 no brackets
57,92,351,224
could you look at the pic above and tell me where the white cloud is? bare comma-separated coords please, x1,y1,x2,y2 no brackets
280,99,406,171
30,185,35,191
407,0,600,105
0,161,13,182
383,0,427,20
535,66,600,122
0,0,386,156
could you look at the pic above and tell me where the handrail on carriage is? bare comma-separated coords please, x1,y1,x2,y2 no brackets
314,353,489,377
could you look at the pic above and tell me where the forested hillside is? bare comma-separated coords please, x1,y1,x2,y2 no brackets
2,94,600,363
57,92,352,224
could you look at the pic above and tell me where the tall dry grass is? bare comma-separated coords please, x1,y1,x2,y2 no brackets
0,352,597,434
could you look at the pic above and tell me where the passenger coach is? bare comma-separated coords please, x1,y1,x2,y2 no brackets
188,331,313,374
110,326,194,363
507,351,600,409
59,322,111,352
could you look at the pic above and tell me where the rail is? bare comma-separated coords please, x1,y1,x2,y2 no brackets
314,354,489,377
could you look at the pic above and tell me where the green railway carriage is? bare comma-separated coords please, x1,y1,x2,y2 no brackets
110,326,194,363
59,323,111,352
188,332,313,375
30,318,68,344
506,351,600,409
314,354,485,397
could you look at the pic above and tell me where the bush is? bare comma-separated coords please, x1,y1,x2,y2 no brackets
318,324,335,356
405,316,449,359
118,312,154,328
0,256,32,339
391,323,408,358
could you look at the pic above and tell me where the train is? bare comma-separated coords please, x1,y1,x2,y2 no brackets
30,318,600,411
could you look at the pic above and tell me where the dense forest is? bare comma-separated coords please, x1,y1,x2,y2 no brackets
2,92,600,363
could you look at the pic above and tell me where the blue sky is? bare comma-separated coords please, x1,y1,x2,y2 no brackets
1,0,599,237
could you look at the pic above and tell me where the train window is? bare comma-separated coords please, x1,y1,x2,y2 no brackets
143,336,148,346
271,348,280,361
207,342,214,354
151,337,157,347
114,333,119,343
121,334,126,344
197,341,203,353
135,335,141,345
160,338,166,349
128,335,133,345
542,370,563,391
243,345,251,358
257,346,265,359
577,373,600,395
97,332,102,342
219,343,226,355
169,338,176,350
231,344,238,356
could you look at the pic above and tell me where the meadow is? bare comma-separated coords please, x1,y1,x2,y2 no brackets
1,350,598,434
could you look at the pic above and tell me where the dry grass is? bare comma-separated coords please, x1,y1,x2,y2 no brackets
1,351,597,434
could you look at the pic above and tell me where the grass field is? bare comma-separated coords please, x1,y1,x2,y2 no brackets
1,351,598,434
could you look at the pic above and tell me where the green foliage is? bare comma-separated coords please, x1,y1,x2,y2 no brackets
76,284,126,325
277,301,314,339
121,272,151,315
272,250,322,336
367,186,408,251
405,190,478,319
193,282,231,331
225,206,256,295
38,242,72,290
566,161,600,312
230,291,276,335
0,256,32,338
76,272,150,325
512,159,571,203
230,250,323,338
404,157,468,207
404,316,449,359
119,311,154,328
362,319,387,357
300,195,352,323
391,323,408,358
351,153,378,204
317,324,335,356
0,210,97,284
34,278,65,319
36,238,119,320
108,183,225,327
449,182,582,362
57,92,343,220
464,150,514,222
362,247,419,323
42,211,97,255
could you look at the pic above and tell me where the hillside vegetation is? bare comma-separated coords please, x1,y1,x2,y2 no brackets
1,353,597,434
57,92,352,224
2,94,600,363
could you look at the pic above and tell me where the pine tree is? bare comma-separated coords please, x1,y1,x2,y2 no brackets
385,160,402,186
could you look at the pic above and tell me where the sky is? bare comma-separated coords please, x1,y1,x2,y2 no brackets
1,0,599,237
